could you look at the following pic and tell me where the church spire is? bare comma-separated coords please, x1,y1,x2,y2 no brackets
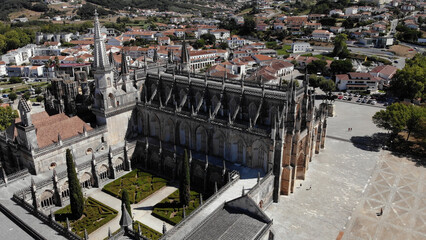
180,38,190,72
121,52,129,75
93,10,110,70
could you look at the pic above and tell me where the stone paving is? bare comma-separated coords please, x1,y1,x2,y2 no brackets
88,186,176,240
343,153,426,240
265,101,389,239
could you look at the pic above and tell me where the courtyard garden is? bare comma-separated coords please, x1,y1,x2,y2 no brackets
107,221,162,240
54,197,118,238
102,169,168,203
152,190,201,225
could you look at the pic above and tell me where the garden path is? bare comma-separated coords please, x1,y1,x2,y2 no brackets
88,185,176,240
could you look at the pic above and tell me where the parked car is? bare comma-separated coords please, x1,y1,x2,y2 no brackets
338,95,344,99
371,101,377,105
348,97,353,101
356,98,362,102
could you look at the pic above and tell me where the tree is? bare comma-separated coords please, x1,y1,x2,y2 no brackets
121,189,132,217
406,105,426,140
330,59,353,74
66,149,84,219
332,33,349,58
0,106,18,131
372,103,409,135
35,87,42,95
307,59,327,74
8,92,17,102
319,78,335,93
9,76,23,84
179,149,191,207
200,33,216,45
36,95,43,103
23,91,31,100
389,54,426,100
309,74,325,91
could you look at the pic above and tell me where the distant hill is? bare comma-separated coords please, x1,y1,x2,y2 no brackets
86,0,214,13
0,0,48,21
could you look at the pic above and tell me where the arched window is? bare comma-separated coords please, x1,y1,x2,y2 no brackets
196,127,207,152
86,148,93,155
149,114,160,138
163,119,174,143
213,132,225,158
249,102,257,122
179,123,190,147
108,93,115,108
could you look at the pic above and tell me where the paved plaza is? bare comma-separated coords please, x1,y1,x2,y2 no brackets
266,101,425,240
343,152,425,240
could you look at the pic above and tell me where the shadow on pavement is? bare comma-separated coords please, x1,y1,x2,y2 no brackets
350,133,388,152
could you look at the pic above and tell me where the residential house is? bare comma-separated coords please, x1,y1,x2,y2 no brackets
335,72,381,92
0,61,6,76
291,42,312,53
311,30,334,41
210,29,231,41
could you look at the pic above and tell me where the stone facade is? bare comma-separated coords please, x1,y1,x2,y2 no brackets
4,11,328,213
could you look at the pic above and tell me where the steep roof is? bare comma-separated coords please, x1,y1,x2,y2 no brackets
185,195,271,240
20,112,93,148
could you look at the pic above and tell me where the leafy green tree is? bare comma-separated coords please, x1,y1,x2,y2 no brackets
389,54,426,100
219,42,229,50
121,189,132,217
179,149,191,207
0,106,18,131
330,59,353,74
36,95,43,103
9,76,22,84
319,78,335,93
200,33,216,45
307,59,327,74
373,103,409,135
332,33,349,58
0,34,6,53
309,74,325,91
8,92,17,102
192,39,205,49
406,105,426,140
23,91,31,100
35,87,42,95
66,149,84,219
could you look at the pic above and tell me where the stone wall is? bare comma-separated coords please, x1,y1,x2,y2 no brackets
248,172,275,210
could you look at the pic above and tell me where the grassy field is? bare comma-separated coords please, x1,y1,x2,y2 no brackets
301,53,334,61
55,197,118,238
152,190,200,225
102,169,168,204
277,45,292,55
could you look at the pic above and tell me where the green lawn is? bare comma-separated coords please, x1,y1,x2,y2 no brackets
277,45,292,55
152,190,200,225
102,169,168,204
55,197,118,238
301,53,335,61
106,221,162,240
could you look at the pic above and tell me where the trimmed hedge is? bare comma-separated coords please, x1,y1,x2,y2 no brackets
133,221,162,240
105,221,162,240
102,169,167,204
55,197,118,238
152,190,200,225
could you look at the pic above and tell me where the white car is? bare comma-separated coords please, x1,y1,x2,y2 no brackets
371,101,377,105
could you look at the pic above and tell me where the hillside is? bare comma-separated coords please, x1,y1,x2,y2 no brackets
86,0,215,13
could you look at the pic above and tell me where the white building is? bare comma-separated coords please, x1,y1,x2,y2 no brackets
345,7,358,16
311,30,334,42
227,35,248,49
210,29,231,41
0,61,6,76
291,42,312,53
1,44,36,65
335,72,380,92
